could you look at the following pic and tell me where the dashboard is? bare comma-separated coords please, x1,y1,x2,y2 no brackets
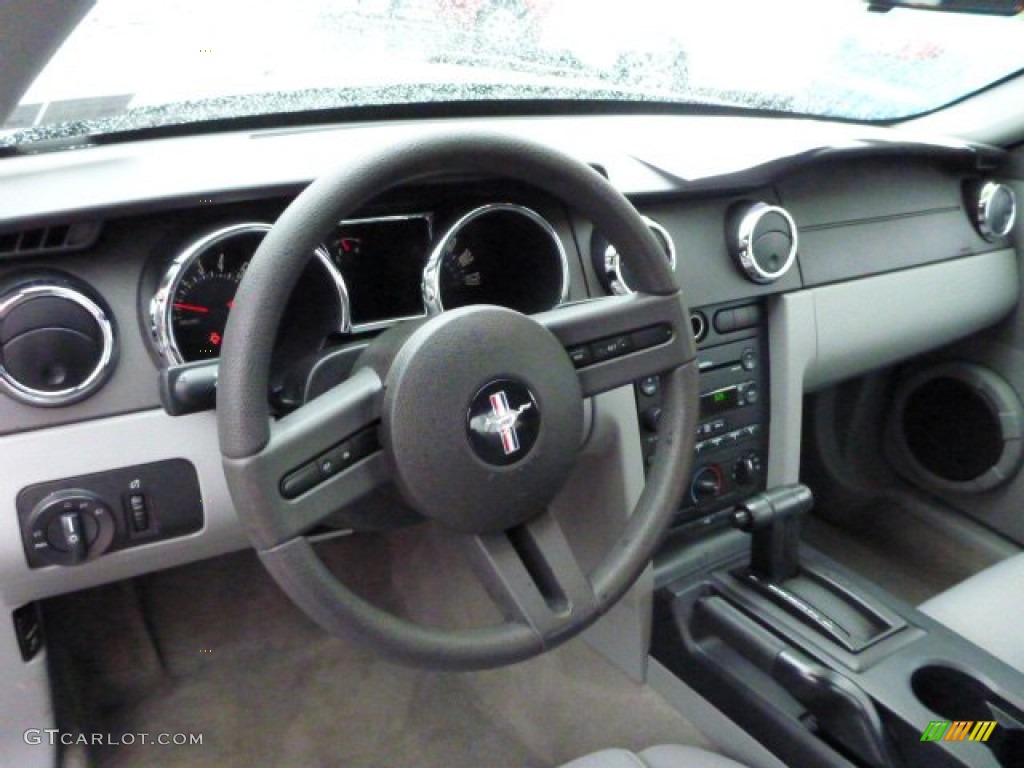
0,113,1019,606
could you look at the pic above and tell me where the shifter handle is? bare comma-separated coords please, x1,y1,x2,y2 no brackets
732,484,814,531
732,484,814,582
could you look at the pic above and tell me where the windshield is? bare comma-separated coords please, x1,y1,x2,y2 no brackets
4,0,1024,146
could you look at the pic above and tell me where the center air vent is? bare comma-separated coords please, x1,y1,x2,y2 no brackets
727,202,798,284
0,276,116,406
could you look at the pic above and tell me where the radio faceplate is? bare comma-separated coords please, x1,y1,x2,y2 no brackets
636,306,769,528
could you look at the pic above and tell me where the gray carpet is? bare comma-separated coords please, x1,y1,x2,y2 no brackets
804,495,1009,605
44,529,710,768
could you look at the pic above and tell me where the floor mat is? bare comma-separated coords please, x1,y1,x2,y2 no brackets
45,535,710,768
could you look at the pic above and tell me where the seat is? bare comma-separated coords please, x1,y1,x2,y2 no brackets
918,552,1024,672
560,745,750,768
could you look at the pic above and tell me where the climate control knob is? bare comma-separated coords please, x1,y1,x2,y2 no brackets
733,451,763,486
691,465,724,503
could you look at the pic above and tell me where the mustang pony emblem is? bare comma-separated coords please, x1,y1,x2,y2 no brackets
469,391,534,455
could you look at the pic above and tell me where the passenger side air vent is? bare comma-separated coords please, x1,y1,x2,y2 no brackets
0,221,101,258
964,180,1016,242
726,202,798,284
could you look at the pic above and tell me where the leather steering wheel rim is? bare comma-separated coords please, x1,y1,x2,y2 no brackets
217,131,700,670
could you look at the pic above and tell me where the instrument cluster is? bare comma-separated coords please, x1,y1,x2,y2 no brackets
149,203,569,364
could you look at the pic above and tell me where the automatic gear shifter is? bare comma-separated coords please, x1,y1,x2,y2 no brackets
728,483,904,654
731,484,814,582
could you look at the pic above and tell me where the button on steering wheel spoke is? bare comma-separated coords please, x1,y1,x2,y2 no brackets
223,366,389,548
537,292,692,397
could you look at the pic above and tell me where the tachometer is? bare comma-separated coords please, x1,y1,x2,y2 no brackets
151,223,350,364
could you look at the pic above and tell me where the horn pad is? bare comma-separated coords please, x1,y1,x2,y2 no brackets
381,305,583,534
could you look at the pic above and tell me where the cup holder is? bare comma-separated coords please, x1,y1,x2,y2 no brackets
912,664,1024,764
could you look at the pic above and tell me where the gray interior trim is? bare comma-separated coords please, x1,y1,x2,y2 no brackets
0,623,52,768
807,249,1018,391
1,256,1013,604
573,386,653,683
768,250,1019,488
766,291,816,487
646,658,787,768
0,409,247,606
919,552,1024,672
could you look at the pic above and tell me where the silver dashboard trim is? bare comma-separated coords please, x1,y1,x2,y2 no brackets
975,181,1017,242
150,222,350,365
0,283,116,407
421,203,570,316
602,215,677,296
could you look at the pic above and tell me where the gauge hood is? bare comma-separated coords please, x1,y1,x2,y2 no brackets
0,0,93,127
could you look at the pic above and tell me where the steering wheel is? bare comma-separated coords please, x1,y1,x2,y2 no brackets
217,132,699,670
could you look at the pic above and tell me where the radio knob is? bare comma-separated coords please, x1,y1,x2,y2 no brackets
733,451,763,486
691,465,724,502
741,348,756,371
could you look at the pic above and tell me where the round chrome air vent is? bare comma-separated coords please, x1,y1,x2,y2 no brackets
0,277,117,406
728,202,798,284
594,216,677,296
969,181,1016,242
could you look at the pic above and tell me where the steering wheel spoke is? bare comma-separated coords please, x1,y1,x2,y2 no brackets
466,509,597,642
222,366,389,548
537,293,693,396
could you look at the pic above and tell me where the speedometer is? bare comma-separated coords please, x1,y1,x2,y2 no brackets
151,223,350,364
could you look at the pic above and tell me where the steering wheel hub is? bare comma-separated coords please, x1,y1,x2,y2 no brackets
466,378,540,466
380,305,583,534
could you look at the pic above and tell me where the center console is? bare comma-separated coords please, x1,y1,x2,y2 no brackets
635,299,770,530
652,486,1024,768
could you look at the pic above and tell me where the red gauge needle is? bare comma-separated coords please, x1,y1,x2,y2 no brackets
173,302,210,314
